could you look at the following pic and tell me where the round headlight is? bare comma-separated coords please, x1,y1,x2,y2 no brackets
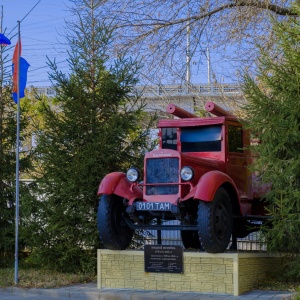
126,167,140,182
180,166,194,181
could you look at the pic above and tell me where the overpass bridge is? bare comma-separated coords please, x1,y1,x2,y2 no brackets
30,83,244,113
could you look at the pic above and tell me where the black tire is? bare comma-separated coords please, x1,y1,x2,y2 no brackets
181,230,201,249
97,194,133,250
197,188,233,253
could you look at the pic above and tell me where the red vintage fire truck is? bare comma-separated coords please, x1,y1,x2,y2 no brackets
97,102,268,253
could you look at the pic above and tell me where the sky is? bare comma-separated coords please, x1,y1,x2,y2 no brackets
1,0,72,86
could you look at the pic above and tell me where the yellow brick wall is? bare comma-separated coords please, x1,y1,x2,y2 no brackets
98,250,234,294
97,250,281,296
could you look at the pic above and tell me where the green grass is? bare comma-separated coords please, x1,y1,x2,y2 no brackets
0,268,96,288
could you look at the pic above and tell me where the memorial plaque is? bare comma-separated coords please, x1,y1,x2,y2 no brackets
144,245,183,273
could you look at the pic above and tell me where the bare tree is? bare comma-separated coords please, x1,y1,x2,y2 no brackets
68,0,296,85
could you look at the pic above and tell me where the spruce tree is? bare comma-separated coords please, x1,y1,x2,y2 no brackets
27,0,155,272
243,3,300,254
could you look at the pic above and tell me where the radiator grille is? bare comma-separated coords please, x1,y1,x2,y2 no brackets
146,158,179,195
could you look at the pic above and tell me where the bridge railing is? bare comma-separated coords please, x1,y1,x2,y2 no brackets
132,84,242,97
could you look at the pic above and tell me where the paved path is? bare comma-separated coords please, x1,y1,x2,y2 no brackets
0,283,296,300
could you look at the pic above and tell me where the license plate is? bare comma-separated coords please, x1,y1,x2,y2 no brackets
136,202,172,211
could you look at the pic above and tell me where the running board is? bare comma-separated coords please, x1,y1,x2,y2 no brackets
234,215,272,221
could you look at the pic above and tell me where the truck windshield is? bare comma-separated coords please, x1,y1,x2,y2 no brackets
180,125,222,152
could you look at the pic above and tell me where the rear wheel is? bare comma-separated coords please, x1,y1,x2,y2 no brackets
197,188,233,253
181,230,201,249
97,194,133,250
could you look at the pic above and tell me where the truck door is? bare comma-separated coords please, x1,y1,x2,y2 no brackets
226,122,252,200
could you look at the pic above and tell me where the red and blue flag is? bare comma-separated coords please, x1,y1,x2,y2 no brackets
12,40,30,104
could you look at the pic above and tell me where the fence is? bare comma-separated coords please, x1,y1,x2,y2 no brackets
134,220,266,252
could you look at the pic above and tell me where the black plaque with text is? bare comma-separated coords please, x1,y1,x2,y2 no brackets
144,245,183,273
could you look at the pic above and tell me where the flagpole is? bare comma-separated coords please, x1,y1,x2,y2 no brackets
14,20,21,285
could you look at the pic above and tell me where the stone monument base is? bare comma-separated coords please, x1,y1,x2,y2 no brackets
97,249,281,296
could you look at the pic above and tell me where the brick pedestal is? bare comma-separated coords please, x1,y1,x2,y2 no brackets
97,250,281,296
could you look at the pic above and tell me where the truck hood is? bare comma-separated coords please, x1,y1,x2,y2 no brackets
181,153,225,171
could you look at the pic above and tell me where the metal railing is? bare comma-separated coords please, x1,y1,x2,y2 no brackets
133,220,266,252
28,84,242,99
132,84,242,97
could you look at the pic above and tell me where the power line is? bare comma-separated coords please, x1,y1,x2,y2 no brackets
7,0,42,36
28,59,68,72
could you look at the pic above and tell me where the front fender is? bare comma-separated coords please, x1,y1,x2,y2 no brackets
182,170,238,202
97,172,143,200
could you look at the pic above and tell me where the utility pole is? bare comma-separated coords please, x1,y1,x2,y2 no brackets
206,47,210,85
186,11,191,93
206,47,213,95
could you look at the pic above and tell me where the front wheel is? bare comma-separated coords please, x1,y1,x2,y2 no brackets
97,194,133,250
197,188,233,253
